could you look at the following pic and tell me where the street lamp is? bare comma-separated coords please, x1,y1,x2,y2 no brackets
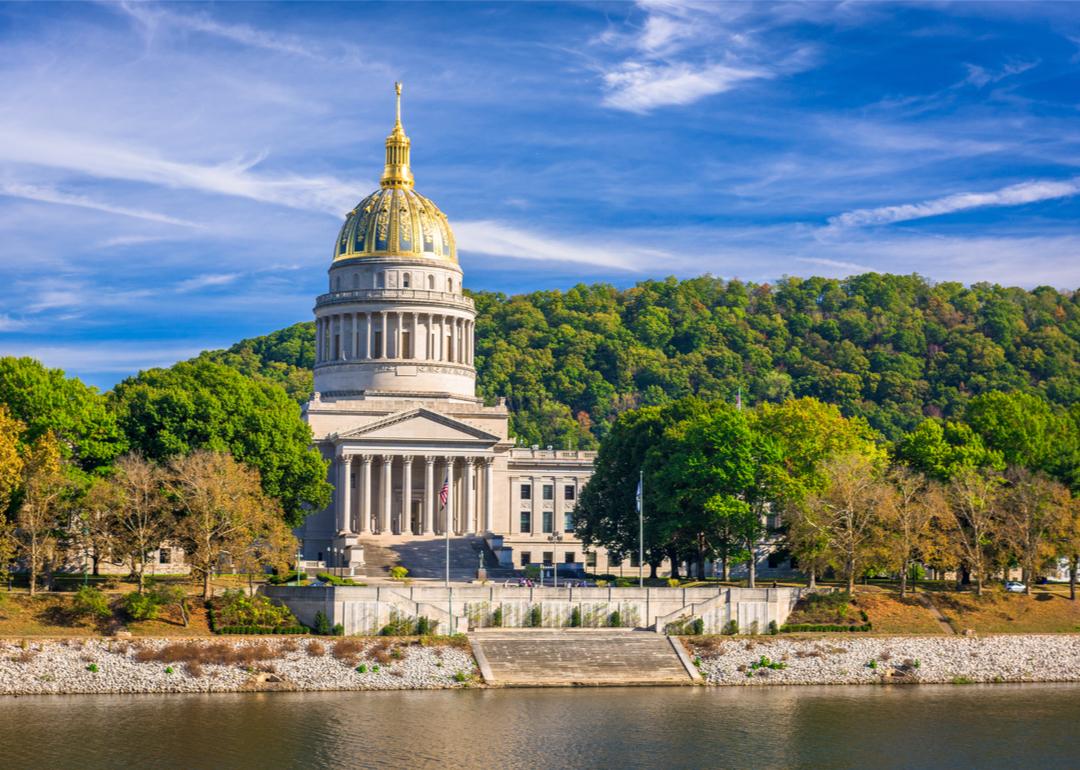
547,532,564,589
294,549,303,586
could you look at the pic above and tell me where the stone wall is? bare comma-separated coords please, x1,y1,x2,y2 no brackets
263,585,805,636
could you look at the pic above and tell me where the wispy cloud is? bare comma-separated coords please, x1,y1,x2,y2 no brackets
455,220,663,270
1,341,210,376
0,182,200,227
176,273,242,293
603,62,771,113
795,257,875,273
0,314,28,332
826,177,1080,230
963,59,1039,88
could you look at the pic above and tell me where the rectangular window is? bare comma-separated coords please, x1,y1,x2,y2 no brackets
373,331,383,358
446,334,453,362
563,512,574,533
159,548,171,565
402,331,412,359
585,552,597,568
542,551,554,565
519,511,531,533
520,484,531,500
542,484,554,500
520,551,532,566
564,552,575,564
564,485,576,500
630,553,641,568
610,555,622,568
333,334,341,359
542,511,553,533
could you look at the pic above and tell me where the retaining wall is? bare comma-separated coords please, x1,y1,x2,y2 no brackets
263,585,806,636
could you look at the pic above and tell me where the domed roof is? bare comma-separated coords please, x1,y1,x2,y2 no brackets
333,83,457,264
333,187,456,263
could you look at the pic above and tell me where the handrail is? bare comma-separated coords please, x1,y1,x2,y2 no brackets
316,288,474,308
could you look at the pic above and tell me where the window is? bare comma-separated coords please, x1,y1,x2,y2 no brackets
427,274,435,290
630,553,640,568
373,331,383,358
159,548,171,565
376,272,385,288
333,334,340,359
402,273,411,288
542,511,553,533
448,278,454,292
585,552,597,568
542,551,553,565
519,511,531,533
542,484,554,500
563,512,574,533
520,551,532,566
402,331,412,359
520,484,531,500
446,333,453,362
564,485,576,500
565,552,575,564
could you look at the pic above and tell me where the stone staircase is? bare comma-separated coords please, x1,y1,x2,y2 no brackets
358,535,487,580
469,629,700,686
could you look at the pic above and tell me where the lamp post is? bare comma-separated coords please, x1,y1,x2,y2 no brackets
547,532,564,589
294,550,303,586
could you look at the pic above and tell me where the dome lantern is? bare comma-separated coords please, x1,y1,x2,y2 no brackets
380,82,414,189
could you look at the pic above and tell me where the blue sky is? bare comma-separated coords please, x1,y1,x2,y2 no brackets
1,1,1079,389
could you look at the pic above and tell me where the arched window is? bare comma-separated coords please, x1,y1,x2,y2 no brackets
402,273,411,288
427,274,435,290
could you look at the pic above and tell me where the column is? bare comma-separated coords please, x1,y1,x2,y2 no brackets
464,458,476,534
423,456,435,535
401,455,413,535
443,457,455,535
380,455,393,533
359,454,372,533
364,312,371,359
483,458,494,533
315,317,323,363
395,311,403,359
381,311,389,358
336,453,351,534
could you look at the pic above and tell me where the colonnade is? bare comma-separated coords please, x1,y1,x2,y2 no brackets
316,311,474,366
335,453,494,537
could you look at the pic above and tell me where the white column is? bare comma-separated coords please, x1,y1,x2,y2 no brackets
464,457,476,534
380,455,393,533
395,311,402,359
401,455,414,535
364,313,371,359
443,457,455,535
359,454,372,533
315,318,323,364
483,458,494,533
336,453,351,534
381,311,389,358
423,456,435,535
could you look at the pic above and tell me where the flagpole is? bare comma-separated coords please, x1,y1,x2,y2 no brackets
444,501,450,587
639,468,644,589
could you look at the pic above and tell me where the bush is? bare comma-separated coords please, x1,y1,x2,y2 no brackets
416,616,438,636
615,578,633,588
313,610,331,635
570,607,582,627
389,566,409,580
332,623,345,636
667,578,681,588
212,590,297,630
524,565,541,580
315,572,363,586
595,579,609,588
723,619,739,635
356,664,368,673
380,612,416,636
72,587,111,620
767,620,779,635
123,591,161,621
780,623,872,633
490,607,503,628
452,671,468,683
267,570,304,585
528,605,543,628
608,610,622,628
86,663,99,673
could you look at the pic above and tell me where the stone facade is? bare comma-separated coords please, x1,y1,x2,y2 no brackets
296,85,600,573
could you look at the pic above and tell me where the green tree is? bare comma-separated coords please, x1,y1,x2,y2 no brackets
894,419,1004,482
110,359,331,526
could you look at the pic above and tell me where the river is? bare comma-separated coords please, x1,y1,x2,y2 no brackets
4,684,1078,768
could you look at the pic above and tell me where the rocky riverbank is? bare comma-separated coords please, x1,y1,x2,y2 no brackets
0,637,478,696
687,634,1080,685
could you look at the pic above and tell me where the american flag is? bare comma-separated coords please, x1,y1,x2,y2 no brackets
439,475,449,507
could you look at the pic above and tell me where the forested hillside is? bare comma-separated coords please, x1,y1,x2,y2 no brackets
201,274,1080,449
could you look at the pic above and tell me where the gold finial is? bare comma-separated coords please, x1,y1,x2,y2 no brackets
381,81,413,188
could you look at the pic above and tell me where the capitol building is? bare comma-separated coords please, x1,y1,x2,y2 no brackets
298,85,600,575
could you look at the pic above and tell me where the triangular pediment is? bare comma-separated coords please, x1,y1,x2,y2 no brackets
334,408,499,444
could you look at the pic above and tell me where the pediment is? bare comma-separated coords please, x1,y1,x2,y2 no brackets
334,408,499,444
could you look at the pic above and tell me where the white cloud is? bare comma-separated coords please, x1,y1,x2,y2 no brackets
795,257,875,274
826,177,1080,230
603,62,771,113
175,273,242,293
2,341,210,375
0,182,200,227
455,220,664,270
963,59,1039,88
0,314,27,332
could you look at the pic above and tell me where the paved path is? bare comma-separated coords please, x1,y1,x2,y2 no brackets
468,629,700,686
919,593,956,635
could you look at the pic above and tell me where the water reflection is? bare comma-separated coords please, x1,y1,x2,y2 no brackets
6,684,1080,769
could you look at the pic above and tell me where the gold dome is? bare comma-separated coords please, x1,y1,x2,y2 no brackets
333,83,457,264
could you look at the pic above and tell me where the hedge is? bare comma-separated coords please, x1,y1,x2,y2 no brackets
780,623,872,633
215,625,309,635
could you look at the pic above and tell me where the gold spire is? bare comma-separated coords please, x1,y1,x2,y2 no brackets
380,81,414,188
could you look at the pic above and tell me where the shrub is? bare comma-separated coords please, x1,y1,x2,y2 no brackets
528,605,543,628
86,663,99,673
723,620,739,636
389,566,409,580
72,587,111,620
691,618,704,636
380,612,416,636
356,664,368,673
767,621,779,635
332,639,365,664
212,590,297,631
150,584,190,626
570,607,582,628
595,579,609,588
453,671,468,683
951,676,975,685
524,565,541,580
164,666,174,675
615,578,633,588
780,623,872,633
186,661,204,678
416,616,438,636
490,607,503,628
267,570,304,585
313,610,331,635
123,591,161,621
667,578,681,588
748,655,787,673
315,572,363,586
332,623,345,636
307,641,326,657
608,610,622,628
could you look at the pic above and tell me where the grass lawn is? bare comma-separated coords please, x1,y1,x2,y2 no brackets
930,586,1080,634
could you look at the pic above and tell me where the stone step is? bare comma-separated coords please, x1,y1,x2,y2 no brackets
469,630,697,686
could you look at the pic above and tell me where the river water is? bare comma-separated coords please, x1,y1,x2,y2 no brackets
3,684,1078,769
